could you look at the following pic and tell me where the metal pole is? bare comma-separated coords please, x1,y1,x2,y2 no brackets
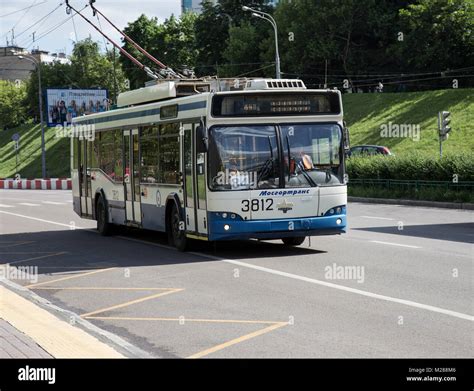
113,47,118,103
15,143,18,173
16,54,46,178
273,20,281,79
244,7,281,79
324,59,328,88
438,112,442,158
37,61,46,178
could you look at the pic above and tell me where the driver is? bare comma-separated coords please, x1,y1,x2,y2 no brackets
293,142,314,171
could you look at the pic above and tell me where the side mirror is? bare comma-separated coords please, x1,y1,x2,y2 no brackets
343,126,350,151
196,122,208,153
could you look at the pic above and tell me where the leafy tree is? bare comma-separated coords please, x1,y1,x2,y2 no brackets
120,14,163,88
221,21,272,77
121,13,198,87
0,80,28,129
394,0,474,74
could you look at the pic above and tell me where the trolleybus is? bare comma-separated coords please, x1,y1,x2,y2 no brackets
71,78,349,250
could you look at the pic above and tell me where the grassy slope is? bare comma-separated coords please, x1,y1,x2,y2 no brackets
1,88,472,179
343,88,473,155
0,123,69,178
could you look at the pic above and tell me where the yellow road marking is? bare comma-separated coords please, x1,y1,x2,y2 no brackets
81,289,184,318
84,316,284,325
26,267,115,288
0,286,124,358
188,322,288,359
9,251,68,265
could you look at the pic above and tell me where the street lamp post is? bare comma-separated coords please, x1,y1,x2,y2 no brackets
16,54,46,179
242,5,281,79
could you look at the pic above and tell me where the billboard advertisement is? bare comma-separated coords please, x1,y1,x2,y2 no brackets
45,88,109,127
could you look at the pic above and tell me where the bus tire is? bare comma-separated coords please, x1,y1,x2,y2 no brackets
281,236,306,246
168,203,187,251
96,197,112,236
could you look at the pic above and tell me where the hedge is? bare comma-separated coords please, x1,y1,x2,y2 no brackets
346,153,474,182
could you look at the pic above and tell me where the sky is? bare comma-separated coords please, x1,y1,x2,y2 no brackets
0,0,182,54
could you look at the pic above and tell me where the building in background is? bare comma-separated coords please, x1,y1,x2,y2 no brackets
182,0,216,14
0,46,69,82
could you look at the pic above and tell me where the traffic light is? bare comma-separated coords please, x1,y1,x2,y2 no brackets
439,111,451,137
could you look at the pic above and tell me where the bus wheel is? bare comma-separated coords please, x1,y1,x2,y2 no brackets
168,203,187,251
281,236,306,246
96,197,112,236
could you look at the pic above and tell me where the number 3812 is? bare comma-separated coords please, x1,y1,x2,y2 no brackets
241,199,273,212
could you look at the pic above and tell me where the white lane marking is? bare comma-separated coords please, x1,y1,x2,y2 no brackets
18,203,40,207
191,253,473,322
4,211,471,322
41,201,67,205
0,204,14,208
360,216,395,221
371,240,421,249
0,211,88,229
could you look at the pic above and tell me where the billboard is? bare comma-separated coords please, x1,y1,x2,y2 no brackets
45,88,109,127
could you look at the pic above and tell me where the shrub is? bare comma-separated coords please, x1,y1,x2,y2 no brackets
347,153,474,182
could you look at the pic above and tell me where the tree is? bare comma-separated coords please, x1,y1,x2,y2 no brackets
0,80,28,129
394,0,474,75
121,13,198,88
194,0,274,77
120,14,162,88
221,22,268,77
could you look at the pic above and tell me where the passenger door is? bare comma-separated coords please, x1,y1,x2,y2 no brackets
78,139,93,217
182,123,208,236
123,129,142,224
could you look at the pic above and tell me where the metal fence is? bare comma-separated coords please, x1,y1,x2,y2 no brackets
348,179,474,192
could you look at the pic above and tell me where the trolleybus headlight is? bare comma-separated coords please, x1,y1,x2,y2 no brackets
336,218,342,225
336,207,342,214
231,214,236,219
224,224,231,231
222,213,228,218
329,209,334,214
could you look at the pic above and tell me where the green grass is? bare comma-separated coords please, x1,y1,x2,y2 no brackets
0,122,70,178
343,88,474,155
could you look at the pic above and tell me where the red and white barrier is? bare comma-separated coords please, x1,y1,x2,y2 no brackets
0,178,72,190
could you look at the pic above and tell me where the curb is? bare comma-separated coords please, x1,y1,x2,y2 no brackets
0,178,72,190
0,277,154,358
348,196,474,210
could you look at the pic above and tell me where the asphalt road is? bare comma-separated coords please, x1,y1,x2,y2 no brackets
0,189,472,358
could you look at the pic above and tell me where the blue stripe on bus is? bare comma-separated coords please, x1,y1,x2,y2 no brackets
207,213,347,241
74,100,206,126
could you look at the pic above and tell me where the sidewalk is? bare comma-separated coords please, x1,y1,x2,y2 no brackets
0,284,125,358
0,319,52,358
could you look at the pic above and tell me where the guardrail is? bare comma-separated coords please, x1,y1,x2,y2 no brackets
0,179,72,190
348,179,474,191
